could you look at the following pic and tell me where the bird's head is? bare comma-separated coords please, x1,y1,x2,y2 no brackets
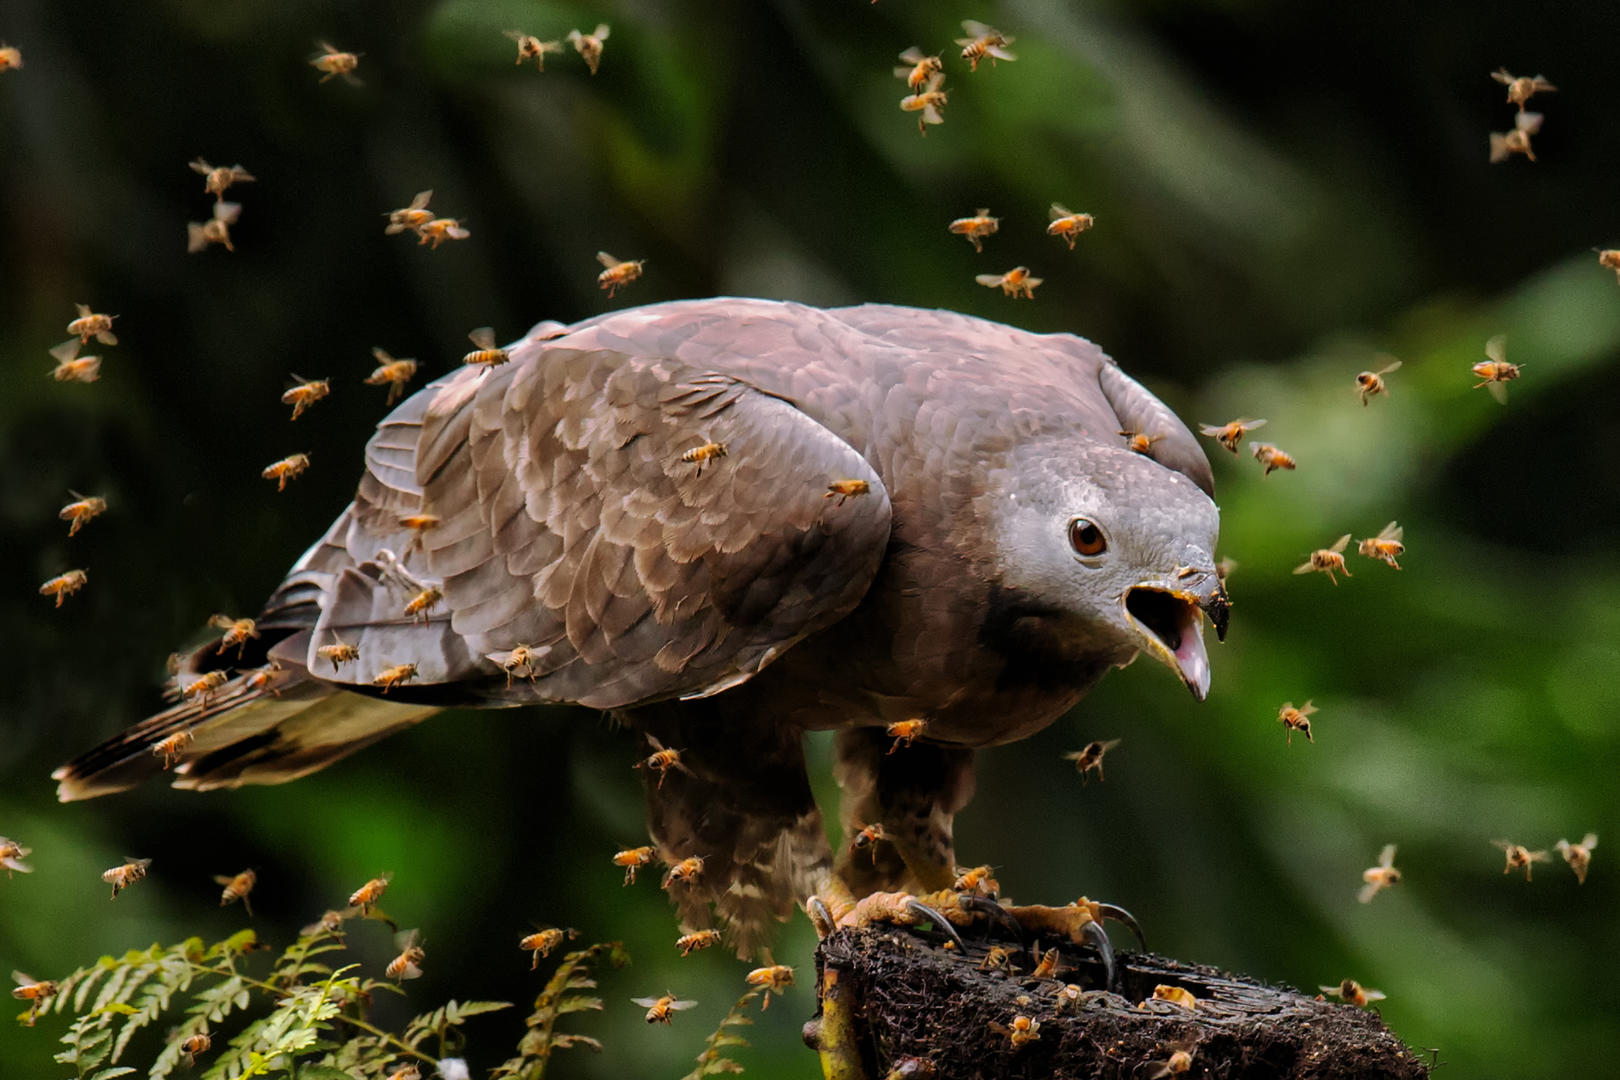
989,439,1227,700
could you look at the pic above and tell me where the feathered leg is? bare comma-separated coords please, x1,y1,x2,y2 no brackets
833,727,976,896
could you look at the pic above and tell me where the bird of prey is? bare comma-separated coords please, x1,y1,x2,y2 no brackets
54,298,1228,957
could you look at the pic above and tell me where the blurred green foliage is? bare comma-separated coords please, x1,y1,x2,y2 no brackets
3,1,1619,1077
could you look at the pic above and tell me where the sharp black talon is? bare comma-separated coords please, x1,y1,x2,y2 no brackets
903,897,967,952
955,893,1025,942
1081,919,1117,992
806,896,835,938
1096,902,1146,951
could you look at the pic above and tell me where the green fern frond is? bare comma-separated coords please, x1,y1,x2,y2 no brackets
494,942,629,1080
679,985,763,1080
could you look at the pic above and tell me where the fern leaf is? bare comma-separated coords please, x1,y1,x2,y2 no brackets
89,1067,138,1080
678,986,763,1080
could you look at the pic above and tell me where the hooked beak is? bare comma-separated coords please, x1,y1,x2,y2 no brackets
1122,573,1230,702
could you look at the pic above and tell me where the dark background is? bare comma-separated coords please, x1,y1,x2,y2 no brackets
2,0,1618,1076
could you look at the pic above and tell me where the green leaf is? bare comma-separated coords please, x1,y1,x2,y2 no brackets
89,1068,137,1080
296,1067,358,1080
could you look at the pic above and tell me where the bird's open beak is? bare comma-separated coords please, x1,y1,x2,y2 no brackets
1122,574,1230,702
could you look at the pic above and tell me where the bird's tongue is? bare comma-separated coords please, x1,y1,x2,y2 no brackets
1173,618,1211,702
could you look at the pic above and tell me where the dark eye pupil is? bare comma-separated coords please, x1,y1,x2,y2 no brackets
1069,519,1106,555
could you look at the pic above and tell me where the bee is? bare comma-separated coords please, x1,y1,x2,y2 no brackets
58,491,107,537
404,586,443,622
850,824,887,855
384,1066,421,1080
956,20,1016,72
188,159,255,202
977,945,1013,972
1046,204,1095,249
1356,521,1404,569
281,376,330,420
317,638,359,672
745,965,795,1009
0,837,34,876
987,1014,1039,1047
885,717,926,754
947,208,999,253
1320,978,1386,1008
39,569,88,608
310,41,362,84
1473,335,1522,403
187,199,242,253
180,1033,212,1065
11,972,58,1026
1277,700,1317,745
680,441,727,476
1051,983,1085,1013
386,930,425,980
1490,68,1556,110
301,908,355,939
66,303,118,346
209,614,260,657
1489,109,1543,164
1355,357,1402,405
1358,844,1401,903
886,1057,938,1080
895,47,943,92
1251,442,1296,475
1597,248,1620,283
1029,948,1062,980
596,252,645,298
243,663,286,696
103,857,153,899
261,453,311,491
488,644,545,687
567,25,610,75
48,339,102,382
1493,840,1550,881
952,864,1000,898
634,738,688,789
1144,1043,1197,1079
1294,534,1352,584
349,873,393,914
1198,417,1267,454
1216,556,1238,583
900,73,948,134
0,43,22,71
1555,833,1597,884
675,930,723,956
1149,985,1198,1010
152,730,194,769
504,31,562,71
975,266,1041,299
215,869,257,915
182,670,229,703
661,855,705,889
519,927,577,968
612,845,657,885
365,348,419,404
373,662,420,693
384,191,435,235
417,217,471,248
825,479,871,506
633,993,697,1024
1120,429,1165,456
462,326,510,369
1063,738,1122,783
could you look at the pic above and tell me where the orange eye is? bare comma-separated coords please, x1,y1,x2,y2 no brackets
1068,518,1107,557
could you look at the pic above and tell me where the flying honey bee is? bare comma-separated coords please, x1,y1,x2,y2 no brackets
66,303,118,346
1358,844,1401,903
1355,358,1402,405
633,993,697,1024
400,514,441,538
975,266,1041,298
850,823,887,855
182,670,229,704
900,73,948,134
634,737,689,789
1144,1044,1196,1079
1356,522,1404,569
0,837,34,877
1555,833,1597,884
317,638,359,672
661,855,705,889
0,43,22,71
1597,248,1620,283
1473,335,1522,403
567,25,610,75
746,965,795,1009
952,864,1000,897
261,453,311,491
462,326,510,369
1029,947,1062,980
11,972,58,1026
680,440,727,476
404,585,443,622
1046,204,1095,249
675,930,723,956
519,927,577,968
39,569,88,608
180,1033,212,1066
1064,738,1122,783
895,47,943,92
947,208,1000,252
243,663,286,696
504,31,562,70
595,252,645,298
103,856,153,899
152,730,194,769
1149,985,1198,1010
987,1014,1040,1047
1277,700,1317,745
1251,442,1296,475
384,191,435,235
281,376,330,420
366,348,419,404
1490,68,1556,109
488,644,545,687
58,492,107,537
349,873,393,914
310,41,362,84
373,663,420,693
1320,978,1386,1008
956,20,1016,71
1493,840,1551,881
824,479,871,507
386,930,425,980
188,159,255,202
885,717,926,754
417,217,471,248
1197,417,1266,454
215,868,257,914
1489,109,1542,164
1120,429,1165,456
48,339,102,382
1216,556,1238,583
209,614,260,657
612,845,657,885
187,199,242,253
1051,983,1085,1013
1294,534,1352,584
301,908,353,938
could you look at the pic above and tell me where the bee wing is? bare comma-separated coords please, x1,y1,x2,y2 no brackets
315,40,338,54
189,159,212,175
897,46,925,63
468,326,497,349
630,996,662,1007
1318,984,1341,997
1377,359,1403,376
1486,379,1509,405
12,970,37,987
1378,521,1403,543
49,338,82,363
922,103,943,125
1098,738,1123,751
1292,560,1315,575
503,29,526,42
1485,336,1509,366
1329,533,1352,554
669,999,699,1010
895,65,919,79
213,874,235,886
448,225,470,240
924,72,945,93
394,928,420,950
1362,988,1387,1003
591,25,610,39
1583,833,1598,849
1024,276,1043,289
74,302,92,318
1516,110,1543,134
1356,881,1381,904
1241,418,1267,431
1488,133,1509,163
215,201,242,224
1049,203,1073,220
408,190,433,211
596,251,622,269
1528,849,1551,863
1196,423,1224,436
960,19,995,37
1377,844,1396,868
371,347,396,364
974,273,1005,287
987,45,1017,61
1490,68,1513,84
